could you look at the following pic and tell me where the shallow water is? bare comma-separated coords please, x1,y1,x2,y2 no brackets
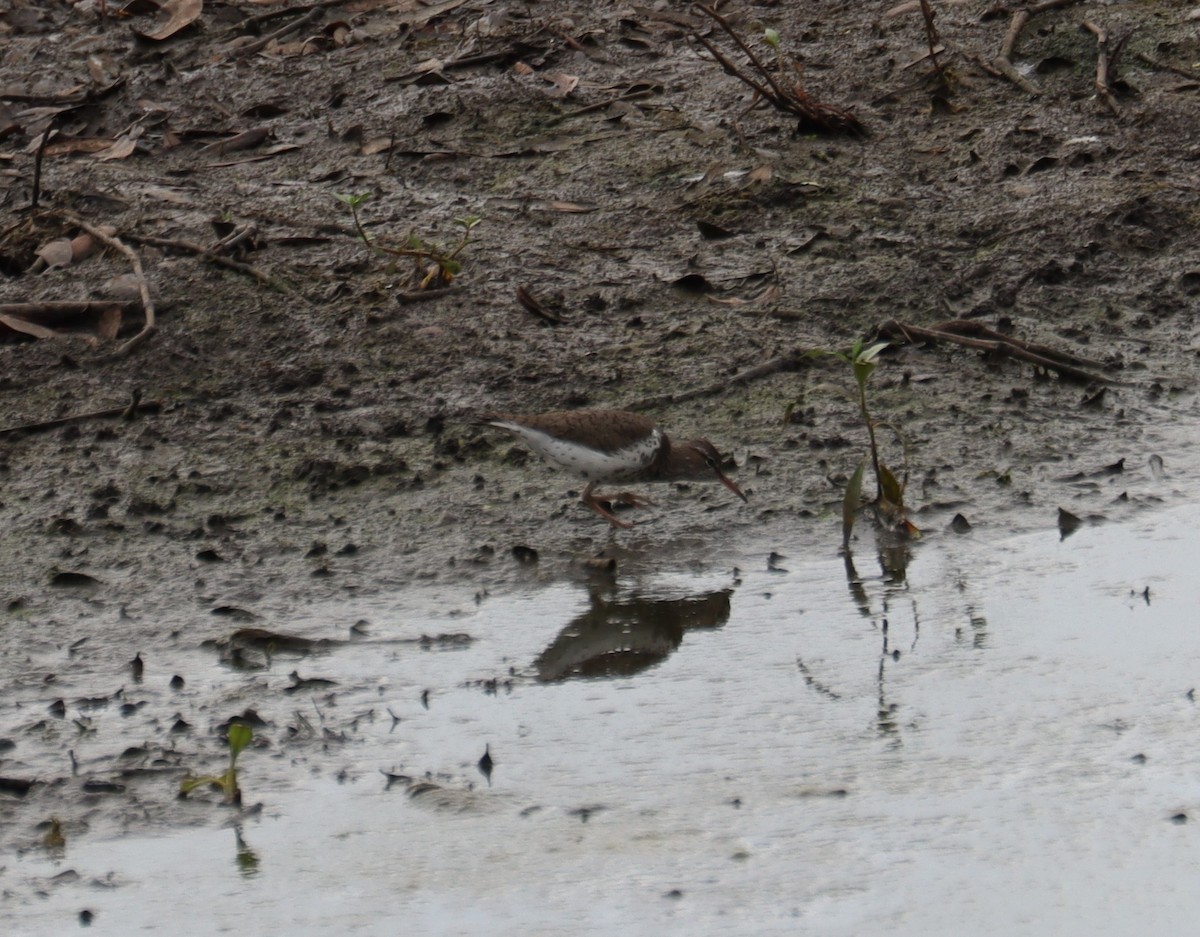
7,481,1200,935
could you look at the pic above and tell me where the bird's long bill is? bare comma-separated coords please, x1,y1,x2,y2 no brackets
717,470,749,503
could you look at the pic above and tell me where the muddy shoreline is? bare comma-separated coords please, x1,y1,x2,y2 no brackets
1,0,1198,873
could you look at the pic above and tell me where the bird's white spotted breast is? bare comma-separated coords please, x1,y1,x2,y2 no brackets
494,422,661,482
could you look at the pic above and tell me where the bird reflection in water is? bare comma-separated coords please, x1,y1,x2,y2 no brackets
533,588,732,682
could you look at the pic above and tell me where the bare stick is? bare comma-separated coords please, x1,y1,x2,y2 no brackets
1134,51,1197,81
57,214,156,358
991,0,1085,96
625,349,808,411
129,233,308,301
692,4,864,135
0,393,160,436
928,319,1109,368
0,301,137,322
232,5,324,58
30,121,54,210
878,320,1110,384
917,0,945,77
994,11,1038,94
1081,21,1120,116
207,223,259,257
699,5,792,105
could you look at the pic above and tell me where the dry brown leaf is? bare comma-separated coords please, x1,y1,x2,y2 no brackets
70,234,96,262
35,239,75,270
197,127,270,156
747,164,774,185
95,136,138,161
97,306,123,341
70,227,112,263
513,61,534,76
0,314,59,340
141,185,196,205
545,72,579,98
40,138,114,157
361,137,394,156
133,0,204,42
547,201,597,213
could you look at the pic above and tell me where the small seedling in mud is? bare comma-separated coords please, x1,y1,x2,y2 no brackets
336,191,373,246
336,192,481,290
180,722,253,805
42,817,66,851
793,340,918,551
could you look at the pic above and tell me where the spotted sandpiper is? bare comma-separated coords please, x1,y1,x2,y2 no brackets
482,409,748,528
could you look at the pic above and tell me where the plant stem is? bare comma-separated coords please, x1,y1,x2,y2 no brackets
859,379,883,501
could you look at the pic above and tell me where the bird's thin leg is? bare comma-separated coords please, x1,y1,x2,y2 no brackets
581,481,634,529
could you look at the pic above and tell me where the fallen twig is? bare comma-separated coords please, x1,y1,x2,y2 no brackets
994,10,1037,94
693,5,865,136
0,392,161,436
127,233,308,301
30,121,54,211
991,0,1083,96
1080,21,1120,116
1133,51,1198,81
56,213,156,358
0,301,137,322
515,285,564,324
625,349,809,411
208,223,259,257
232,5,324,58
916,0,947,81
878,319,1111,384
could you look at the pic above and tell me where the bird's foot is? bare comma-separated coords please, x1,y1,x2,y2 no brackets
583,493,635,529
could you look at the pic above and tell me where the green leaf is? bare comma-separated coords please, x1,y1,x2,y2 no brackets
842,458,866,551
181,774,222,795
856,341,889,365
227,723,252,760
878,461,904,507
764,28,780,48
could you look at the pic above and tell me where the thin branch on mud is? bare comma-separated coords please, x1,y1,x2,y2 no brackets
208,223,260,257
1133,50,1198,81
30,121,54,211
395,284,463,305
877,319,1112,384
224,0,351,38
515,285,564,324
56,213,157,359
231,5,325,58
994,10,1038,94
991,0,1084,96
692,5,865,137
0,392,161,437
916,0,947,81
127,233,309,303
0,301,137,320
1080,22,1119,116
624,349,809,412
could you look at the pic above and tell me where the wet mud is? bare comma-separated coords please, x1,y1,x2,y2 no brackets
1,0,1199,923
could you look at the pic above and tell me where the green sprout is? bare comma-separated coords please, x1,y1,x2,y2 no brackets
792,339,918,551
335,192,373,249
335,194,482,290
180,722,253,805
